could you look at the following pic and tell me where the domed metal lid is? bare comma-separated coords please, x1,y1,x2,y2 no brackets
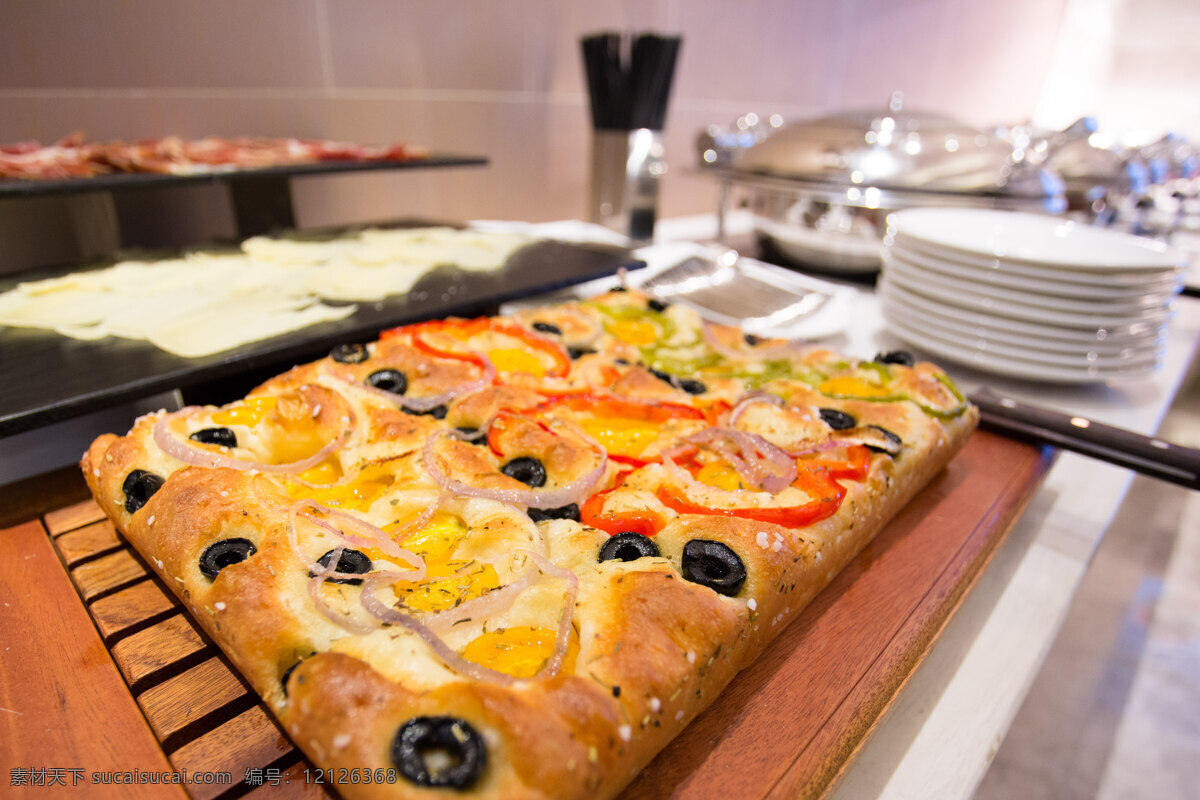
729,96,1058,198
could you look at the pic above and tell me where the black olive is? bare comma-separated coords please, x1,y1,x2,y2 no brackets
531,321,562,336
199,538,257,580
614,358,630,366
819,408,857,431
122,469,164,514
455,426,488,445
677,378,707,395
866,425,903,454
599,532,661,562
648,367,675,386
501,457,546,488
189,427,237,448
567,346,596,360
611,286,628,293
527,503,581,523
392,716,487,789
281,659,303,696
366,369,407,394
744,333,763,346
403,404,447,419
313,548,373,585
681,539,746,597
874,350,916,367
648,298,670,313
330,342,369,364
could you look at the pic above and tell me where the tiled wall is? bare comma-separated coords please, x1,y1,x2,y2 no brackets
0,0,1071,250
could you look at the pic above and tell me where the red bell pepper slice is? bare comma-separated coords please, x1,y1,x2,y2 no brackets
579,469,667,537
655,466,846,529
382,317,571,378
795,444,871,482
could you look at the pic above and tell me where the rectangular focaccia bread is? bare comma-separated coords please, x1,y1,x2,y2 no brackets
82,290,977,799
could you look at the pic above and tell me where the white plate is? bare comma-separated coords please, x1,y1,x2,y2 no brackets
891,208,1186,270
889,240,1183,301
884,252,1173,315
754,215,884,275
881,302,1163,367
883,314,1161,384
883,264,1173,329
878,277,1167,344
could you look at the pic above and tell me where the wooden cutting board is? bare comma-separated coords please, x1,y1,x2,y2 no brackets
0,430,1051,799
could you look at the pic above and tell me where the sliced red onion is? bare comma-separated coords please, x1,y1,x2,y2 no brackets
662,454,774,507
425,566,537,634
326,353,496,412
153,407,346,473
422,426,606,509
359,574,518,686
286,500,425,579
517,549,578,680
782,438,846,458
728,391,786,427
701,319,802,362
682,427,796,494
307,573,379,634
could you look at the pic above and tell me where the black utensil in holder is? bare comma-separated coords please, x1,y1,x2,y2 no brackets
581,32,681,242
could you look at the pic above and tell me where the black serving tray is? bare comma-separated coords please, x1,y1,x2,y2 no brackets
0,154,488,198
0,227,642,436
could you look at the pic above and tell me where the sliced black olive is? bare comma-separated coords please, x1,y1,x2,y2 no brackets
865,425,903,454
599,532,660,562
189,427,237,448
614,358,630,366
681,539,746,597
531,321,562,336
819,408,857,431
648,298,670,313
199,538,257,580
874,350,915,367
281,659,303,696
527,503,581,523
677,378,707,395
330,342,370,364
366,369,407,395
744,333,763,346
313,548,373,585
455,426,488,445
610,286,628,293
500,456,546,488
403,404,447,419
122,469,164,514
567,346,596,360
648,367,675,386
393,716,487,789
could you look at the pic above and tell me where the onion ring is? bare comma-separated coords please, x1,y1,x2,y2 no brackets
701,319,802,362
681,427,797,493
728,391,786,427
422,426,606,509
326,354,496,413
153,407,347,473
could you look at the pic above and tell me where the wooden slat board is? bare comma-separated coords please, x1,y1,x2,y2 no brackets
0,429,1050,799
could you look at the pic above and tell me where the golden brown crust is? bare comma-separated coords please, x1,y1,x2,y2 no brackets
82,293,977,798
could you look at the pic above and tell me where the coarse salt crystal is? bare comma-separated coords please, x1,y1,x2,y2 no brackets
220,491,229,498
649,697,661,712
93,468,100,477
747,598,757,611
147,515,156,526
675,710,685,721
332,733,351,749
618,724,632,742
686,651,696,664
155,559,163,569
755,531,769,548
214,601,226,611
312,404,322,418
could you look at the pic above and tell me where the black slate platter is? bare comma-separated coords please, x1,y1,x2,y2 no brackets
0,154,488,198
0,230,642,436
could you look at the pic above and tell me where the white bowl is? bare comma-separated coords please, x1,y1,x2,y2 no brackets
891,208,1186,271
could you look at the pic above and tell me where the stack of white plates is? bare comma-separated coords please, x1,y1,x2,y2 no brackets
879,208,1185,383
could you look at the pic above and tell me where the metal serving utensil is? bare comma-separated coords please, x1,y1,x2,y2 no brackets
640,249,832,332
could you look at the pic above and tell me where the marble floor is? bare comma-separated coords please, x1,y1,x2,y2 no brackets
974,362,1200,800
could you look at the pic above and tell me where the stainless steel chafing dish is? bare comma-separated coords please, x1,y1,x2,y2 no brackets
697,97,1066,274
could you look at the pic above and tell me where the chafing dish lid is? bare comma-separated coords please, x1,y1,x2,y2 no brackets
732,104,1055,196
